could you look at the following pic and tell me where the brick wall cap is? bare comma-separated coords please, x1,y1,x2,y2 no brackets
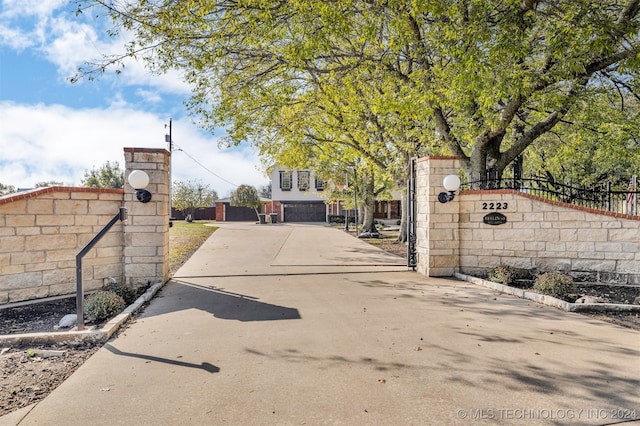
416,155,460,163
124,147,170,154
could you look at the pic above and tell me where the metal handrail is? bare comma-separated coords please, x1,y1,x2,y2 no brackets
75,207,127,330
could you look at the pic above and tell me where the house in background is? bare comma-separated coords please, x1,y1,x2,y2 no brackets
266,168,328,222
266,167,403,224
373,188,403,224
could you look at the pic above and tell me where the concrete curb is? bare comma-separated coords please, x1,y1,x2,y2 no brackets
0,281,165,347
455,272,640,313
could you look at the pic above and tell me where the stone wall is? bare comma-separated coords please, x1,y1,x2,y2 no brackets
458,189,640,284
0,147,171,305
416,156,640,284
123,148,171,287
415,156,461,277
0,187,125,303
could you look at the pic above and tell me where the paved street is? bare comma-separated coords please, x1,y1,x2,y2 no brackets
5,223,639,425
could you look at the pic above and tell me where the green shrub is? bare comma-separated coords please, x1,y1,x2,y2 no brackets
85,291,125,322
104,282,137,305
533,273,576,300
487,264,518,285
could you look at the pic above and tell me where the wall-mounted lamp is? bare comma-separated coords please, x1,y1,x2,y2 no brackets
128,170,152,203
438,174,461,203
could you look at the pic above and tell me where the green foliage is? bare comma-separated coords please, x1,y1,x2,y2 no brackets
85,291,125,322
76,0,640,193
172,180,218,219
82,161,124,188
103,282,136,305
533,273,577,301
0,183,16,196
487,265,518,285
230,184,261,210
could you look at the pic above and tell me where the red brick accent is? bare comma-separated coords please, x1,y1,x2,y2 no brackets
0,187,124,206
123,147,170,154
416,155,460,163
215,201,225,221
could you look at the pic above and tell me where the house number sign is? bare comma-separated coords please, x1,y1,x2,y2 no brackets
482,202,508,210
482,201,508,225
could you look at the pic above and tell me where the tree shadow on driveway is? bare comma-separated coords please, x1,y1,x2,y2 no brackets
138,279,301,322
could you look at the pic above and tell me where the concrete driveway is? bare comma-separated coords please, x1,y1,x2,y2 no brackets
6,223,640,425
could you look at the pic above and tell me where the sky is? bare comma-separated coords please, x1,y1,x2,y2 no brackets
0,0,268,198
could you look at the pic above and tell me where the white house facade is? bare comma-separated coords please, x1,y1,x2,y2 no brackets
268,167,329,222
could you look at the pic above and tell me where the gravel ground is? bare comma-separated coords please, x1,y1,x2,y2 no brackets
1,228,639,417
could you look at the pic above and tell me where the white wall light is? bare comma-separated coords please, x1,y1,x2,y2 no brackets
438,174,461,203
128,170,152,203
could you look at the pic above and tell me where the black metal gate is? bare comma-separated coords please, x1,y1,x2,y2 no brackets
407,157,417,270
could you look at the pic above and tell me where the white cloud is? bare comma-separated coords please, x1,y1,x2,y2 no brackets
135,89,163,104
1,0,67,19
1,0,191,94
0,0,67,49
0,101,268,196
0,23,33,49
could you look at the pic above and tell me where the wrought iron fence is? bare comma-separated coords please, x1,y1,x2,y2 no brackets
461,174,639,216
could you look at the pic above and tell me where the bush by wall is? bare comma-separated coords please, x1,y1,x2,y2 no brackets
85,290,126,323
533,273,577,301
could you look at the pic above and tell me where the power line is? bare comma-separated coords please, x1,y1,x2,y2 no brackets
172,142,239,188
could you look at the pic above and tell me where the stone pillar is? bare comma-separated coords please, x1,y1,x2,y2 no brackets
123,148,170,288
416,156,461,276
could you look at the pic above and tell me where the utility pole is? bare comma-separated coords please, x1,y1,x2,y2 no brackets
165,119,173,222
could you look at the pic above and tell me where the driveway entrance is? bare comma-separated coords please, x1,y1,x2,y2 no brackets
14,223,640,426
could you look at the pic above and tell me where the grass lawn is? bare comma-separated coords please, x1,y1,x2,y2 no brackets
169,220,218,275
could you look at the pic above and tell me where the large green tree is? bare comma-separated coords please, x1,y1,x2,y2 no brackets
76,0,639,237
526,95,640,188
76,0,639,175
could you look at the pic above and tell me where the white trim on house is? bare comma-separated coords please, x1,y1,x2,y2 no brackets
271,168,328,202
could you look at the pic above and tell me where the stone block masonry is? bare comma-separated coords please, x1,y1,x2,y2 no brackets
458,190,640,284
0,147,171,306
416,156,640,284
123,148,171,287
0,187,124,303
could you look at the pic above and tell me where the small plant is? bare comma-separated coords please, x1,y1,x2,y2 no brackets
104,281,136,305
487,264,518,285
533,272,576,300
85,291,125,322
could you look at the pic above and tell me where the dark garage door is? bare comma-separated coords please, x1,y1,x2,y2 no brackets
283,202,326,222
224,203,257,221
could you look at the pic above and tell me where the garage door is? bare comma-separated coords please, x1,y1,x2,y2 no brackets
224,204,258,221
283,202,326,222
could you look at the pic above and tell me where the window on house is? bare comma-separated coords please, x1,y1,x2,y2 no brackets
298,171,310,191
315,177,324,191
280,171,292,191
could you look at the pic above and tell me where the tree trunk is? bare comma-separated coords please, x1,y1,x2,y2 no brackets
361,201,376,233
397,191,408,243
360,173,377,233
